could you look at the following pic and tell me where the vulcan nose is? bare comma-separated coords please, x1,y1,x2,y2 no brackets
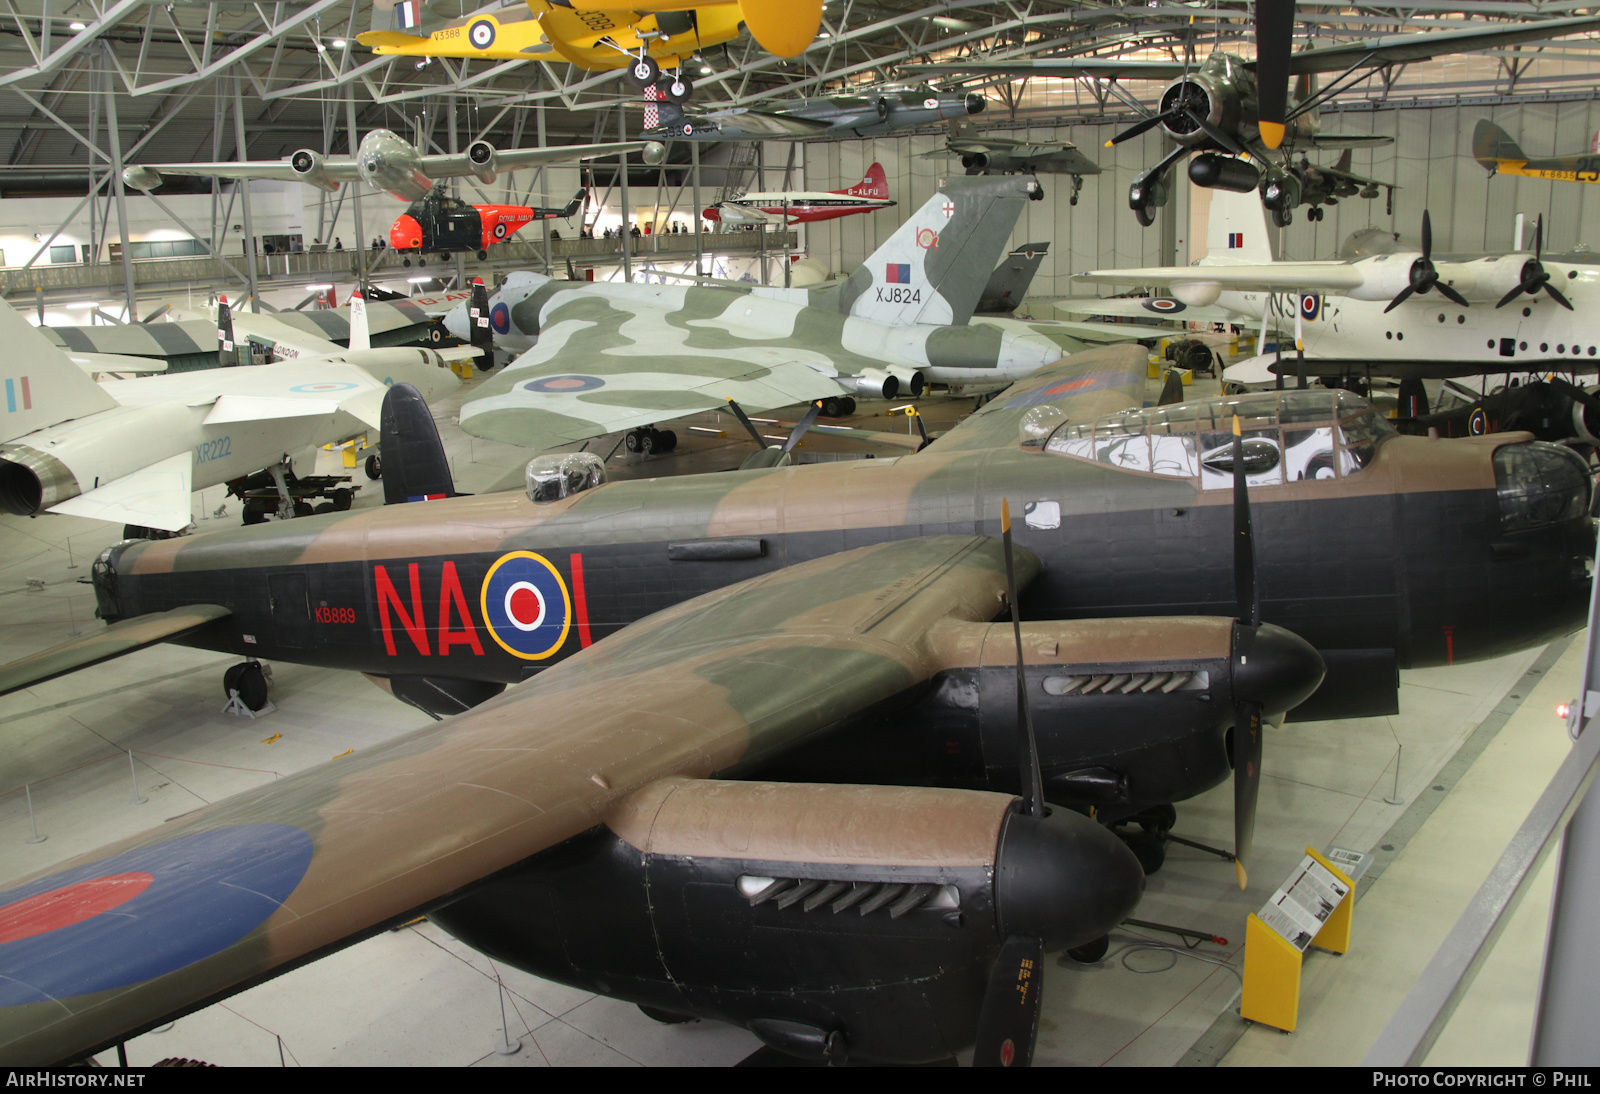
965,93,986,115
390,214,422,251
994,806,1144,951
442,301,470,342
1232,622,1327,716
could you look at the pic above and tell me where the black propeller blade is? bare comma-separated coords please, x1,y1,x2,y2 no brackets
973,934,1045,1067
1385,210,1469,313
1496,215,1575,311
1231,415,1263,890
1255,1,1295,150
779,401,823,457
724,398,768,450
972,498,1049,1068
1106,109,1175,147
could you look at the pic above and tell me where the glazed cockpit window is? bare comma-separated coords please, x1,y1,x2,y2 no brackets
1045,389,1395,488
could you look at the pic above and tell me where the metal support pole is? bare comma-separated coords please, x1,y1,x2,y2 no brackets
617,110,632,282
344,94,367,291
537,104,551,275
1531,786,1600,1064
231,75,260,311
1386,743,1404,805
100,49,139,321
24,784,45,844
127,750,147,805
691,140,702,276
449,98,465,286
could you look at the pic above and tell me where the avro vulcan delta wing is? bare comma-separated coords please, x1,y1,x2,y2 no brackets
447,174,1068,452
0,535,1146,1066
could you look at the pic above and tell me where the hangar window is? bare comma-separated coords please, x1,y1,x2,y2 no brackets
1044,390,1394,487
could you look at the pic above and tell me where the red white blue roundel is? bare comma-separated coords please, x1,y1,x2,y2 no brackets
0,825,313,1006
1300,294,1322,321
481,551,571,660
1469,407,1488,436
1143,298,1185,314
469,18,495,49
291,381,359,393
490,302,510,333
522,375,605,394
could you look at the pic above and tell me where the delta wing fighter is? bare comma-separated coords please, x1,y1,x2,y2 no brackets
443,174,1070,451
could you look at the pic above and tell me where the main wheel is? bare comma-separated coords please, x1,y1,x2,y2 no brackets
839,397,857,416
1272,204,1293,228
365,454,382,480
223,662,269,712
625,56,660,88
242,507,267,526
1134,202,1156,228
477,250,488,261
1064,935,1110,964
403,258,412,268
820,397,843,418
653,428,677,452
292,500,314,518
665,75,693,102
1122,830,1167,875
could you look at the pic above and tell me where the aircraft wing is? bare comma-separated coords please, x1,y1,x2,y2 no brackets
0,534,1027,1064
0,604,231,700
1075,263,1367,294
702,108,835,138
46,451,193,532
420,140,652,177
458,295,846,450
70,352,168,375
1052,296,1256,324
1303,133,1394,148
1284,14,1600,74
922,343,1148,454
903,59,1187,80
124,159,362,185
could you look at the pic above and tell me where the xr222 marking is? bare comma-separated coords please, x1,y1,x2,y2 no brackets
195,436,232,463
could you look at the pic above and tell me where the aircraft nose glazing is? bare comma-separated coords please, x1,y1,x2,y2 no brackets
1231,622,1326,716
994,806,1144,952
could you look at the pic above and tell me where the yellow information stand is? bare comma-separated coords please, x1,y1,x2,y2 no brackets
1240,847,1357,1033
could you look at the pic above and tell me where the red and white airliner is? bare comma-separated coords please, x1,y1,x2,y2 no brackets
704,163,895,226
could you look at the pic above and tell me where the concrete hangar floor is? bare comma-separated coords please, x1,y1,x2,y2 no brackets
0,365,1575,1067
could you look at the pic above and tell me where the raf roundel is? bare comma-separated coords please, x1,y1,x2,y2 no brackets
0,825,314,1006
469,18,496,49
1300,293,1322,322
522,375,606,394
481,551,571,660
291,381,360,393
490,302,511,334
1143,299,1185,314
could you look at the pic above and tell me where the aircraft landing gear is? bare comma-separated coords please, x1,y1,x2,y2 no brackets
1272,204,1294,228
624,426,678,456
1063,935,1110,964
818,396,855,418
1307,205,1324,222
624,54,660,89
222,660,271,714
664,70,693,102
477,249,488,261
365,454,382,480
1069,173,1083,206
403,257,412,267
1128,144,1188,228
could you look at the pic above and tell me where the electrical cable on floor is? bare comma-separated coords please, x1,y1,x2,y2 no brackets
1058,931,1244,985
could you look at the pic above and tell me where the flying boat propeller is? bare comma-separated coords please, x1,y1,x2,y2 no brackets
1255,1,1295,150
972,498,1050,1067
1496,214,1575,311
1384,210,1469,313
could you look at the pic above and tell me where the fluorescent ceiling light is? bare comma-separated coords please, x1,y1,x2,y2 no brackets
305,283,333,290
68,21,86,30
406,276,433,283
332,39,346,48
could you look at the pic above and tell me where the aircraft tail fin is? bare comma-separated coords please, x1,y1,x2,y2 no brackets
1205,186,1274,263
840,174,1037,327
348,291,371,352
975,242,1049,315
557,188,586,219
1334,148,1352,172
950,118,978,141
1473,119,1526,173
215,296,249,367
379,382,458,505
0,298,119,443
837,162,889,200
467,277,494,354
643,90,689,136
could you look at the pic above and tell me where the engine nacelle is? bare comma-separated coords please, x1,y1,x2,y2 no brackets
1171,280,1223,307
289,149,341,194
427,777,1144,1064
466,140,498,185
122,165,163,192
852,367,899,399
1344,254,1423,302
1433,254,1535,303
885,365,926,396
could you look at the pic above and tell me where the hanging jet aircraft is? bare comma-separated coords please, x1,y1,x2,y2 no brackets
1473,119,1600,185
905,13,1600,227
0,301,1594,1061
1286,148,1396,221
358,0,820,98
388,186,586,263
925,120,1101,205
703,162,894,227
1074,185,1600,384
0,296,465,534
121,129,662,205
640,84,984,141
441,175,1129,451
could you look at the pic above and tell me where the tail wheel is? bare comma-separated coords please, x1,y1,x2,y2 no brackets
666,75,693,102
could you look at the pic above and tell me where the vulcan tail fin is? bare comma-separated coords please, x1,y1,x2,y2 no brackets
379,382,458,505
348,291,372,352
0,298,118,444
839,174,1036,327
1473,119,1527,174
837,162,889,200
976,242,1049,315
1205,186,1274,263
216,296,249,367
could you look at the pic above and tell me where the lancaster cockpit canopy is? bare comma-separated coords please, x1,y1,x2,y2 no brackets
1044,389,1395,488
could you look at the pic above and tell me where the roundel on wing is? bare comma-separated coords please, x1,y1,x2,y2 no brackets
1300,293,1322,322
1143,298,1184,314
521,375,605,394
469,18,496,49
481,551,571,660
291,381,359,393
1469,407,1488,436
490,302,511,333
0,825,314,1006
